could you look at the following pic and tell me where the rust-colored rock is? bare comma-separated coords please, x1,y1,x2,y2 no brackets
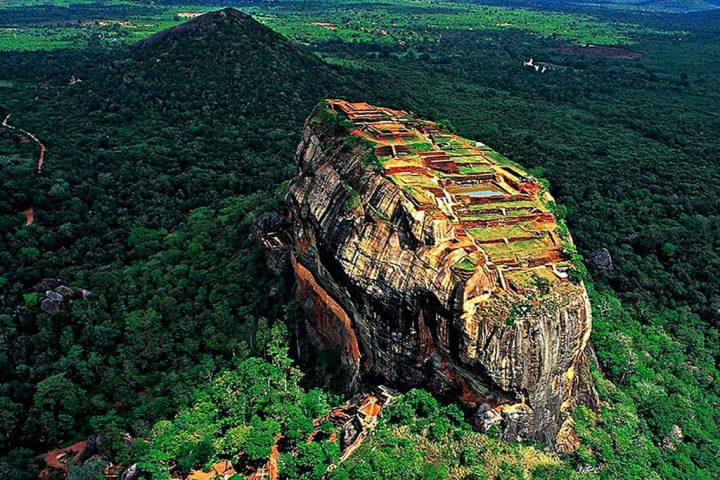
286,100,598,447
293,254,361,379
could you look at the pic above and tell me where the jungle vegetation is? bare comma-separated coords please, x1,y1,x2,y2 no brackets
1,1,719,479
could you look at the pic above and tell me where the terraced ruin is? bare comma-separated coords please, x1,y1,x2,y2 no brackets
328,99,571,296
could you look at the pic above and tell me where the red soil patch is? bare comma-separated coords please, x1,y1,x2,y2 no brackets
3,113,46,226
268,443,279,480
292,255,361,365
38,142,46,173
384,165,431,176
40,441,86,478
187,460,236,480
358,398,381,417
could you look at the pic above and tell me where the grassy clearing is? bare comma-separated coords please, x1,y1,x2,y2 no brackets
486,150,512,164
455,257,476,270
460,207,536,221
453,155,488,164
0,17,184,51
469,225,519,241
0,2,205,51
468,200,536,210
458,164,494,175
0,0,654,51
393,173,437,188
248,0,646,46
484,237,553,257
406,141,435,152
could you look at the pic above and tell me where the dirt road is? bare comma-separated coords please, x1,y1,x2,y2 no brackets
2,113,46,225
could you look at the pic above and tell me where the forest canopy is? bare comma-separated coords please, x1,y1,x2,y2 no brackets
1,2,719,479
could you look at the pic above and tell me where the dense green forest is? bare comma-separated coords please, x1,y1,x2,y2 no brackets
1,1,720,479
0,10,354,478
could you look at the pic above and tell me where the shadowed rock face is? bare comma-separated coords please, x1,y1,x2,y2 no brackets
287,101,598,448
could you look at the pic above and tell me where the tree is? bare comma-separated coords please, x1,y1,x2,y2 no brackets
0,397,22,449
25,373,85,445
67,459,105,480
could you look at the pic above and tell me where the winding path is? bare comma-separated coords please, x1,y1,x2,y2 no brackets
2,113,46,225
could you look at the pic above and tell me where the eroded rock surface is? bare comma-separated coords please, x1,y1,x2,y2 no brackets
287,100,597,447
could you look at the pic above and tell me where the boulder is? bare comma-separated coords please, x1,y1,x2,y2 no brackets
588,247,613,270
41,298,61,315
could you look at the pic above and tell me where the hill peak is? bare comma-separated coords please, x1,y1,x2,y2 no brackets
132,8,259,51
192,7,253,25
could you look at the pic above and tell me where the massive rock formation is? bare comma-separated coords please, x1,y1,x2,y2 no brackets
286,100,597,447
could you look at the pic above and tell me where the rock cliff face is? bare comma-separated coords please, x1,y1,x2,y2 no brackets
286,100,598,448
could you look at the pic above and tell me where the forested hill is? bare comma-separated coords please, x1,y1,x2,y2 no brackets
133,7,274,51
2,7,353,267
0,8,356,475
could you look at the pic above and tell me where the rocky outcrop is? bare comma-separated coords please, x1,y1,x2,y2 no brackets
287,101,597,447
36,278,91,315
588,247,613,270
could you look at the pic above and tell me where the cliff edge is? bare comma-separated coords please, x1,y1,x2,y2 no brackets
286,100,598,448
